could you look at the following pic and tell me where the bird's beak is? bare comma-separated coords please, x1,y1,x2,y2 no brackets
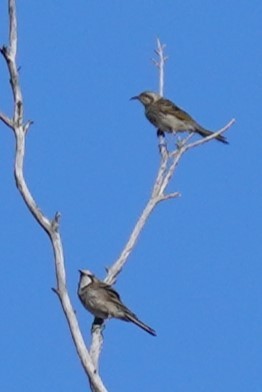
130,95,139,101
78,269,83,274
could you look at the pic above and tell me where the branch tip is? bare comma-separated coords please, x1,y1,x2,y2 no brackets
160,192,181,201
55,211,62,221
185,118,235,150
24,120,34,133
51,287,59,295
51,212,62,231
151,58,159,66
0,112,14,129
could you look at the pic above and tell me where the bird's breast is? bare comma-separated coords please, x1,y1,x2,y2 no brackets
161,113,191,132
80,287,109,319
146,107,195,133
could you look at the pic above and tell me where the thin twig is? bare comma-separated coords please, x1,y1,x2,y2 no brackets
0,112,13,129
156,38,165,96
155,38,168,157
185,119,235,150
159,192,181,201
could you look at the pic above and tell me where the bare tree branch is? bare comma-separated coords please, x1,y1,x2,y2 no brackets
159,192,180,201
155,38,166,96
1,4,235,386
0,1,107,391
90,38,171,367
0,112,13,128
154,38,168,157
89,38,235,367
184,119,236,150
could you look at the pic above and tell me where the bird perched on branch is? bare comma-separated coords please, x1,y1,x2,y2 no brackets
131,91,228,144
78,270,156,336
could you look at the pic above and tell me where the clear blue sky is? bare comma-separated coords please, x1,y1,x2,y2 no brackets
0,1,261,391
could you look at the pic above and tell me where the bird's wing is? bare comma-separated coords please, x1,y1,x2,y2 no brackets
98,282,122,301
100,283,138,317
158,98,195,122
97,282,140,320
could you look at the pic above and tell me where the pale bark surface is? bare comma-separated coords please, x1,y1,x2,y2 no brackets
0,3,235,391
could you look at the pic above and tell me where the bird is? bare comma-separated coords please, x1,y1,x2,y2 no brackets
78,269,156,336
131,91,228,144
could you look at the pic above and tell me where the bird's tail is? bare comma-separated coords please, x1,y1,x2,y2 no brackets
126,313,157,336
196,127,228,144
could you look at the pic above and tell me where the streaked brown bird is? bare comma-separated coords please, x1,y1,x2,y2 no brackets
131,91,228,144
78,269,156,336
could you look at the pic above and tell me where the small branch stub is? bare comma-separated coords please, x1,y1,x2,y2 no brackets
51,212,61,231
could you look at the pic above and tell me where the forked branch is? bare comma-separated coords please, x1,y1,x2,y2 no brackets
89,38,235,368
0,1,107,391
1,3,235,387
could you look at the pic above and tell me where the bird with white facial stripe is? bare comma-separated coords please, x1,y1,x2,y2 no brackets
78,269,156,336
131,91,228,144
